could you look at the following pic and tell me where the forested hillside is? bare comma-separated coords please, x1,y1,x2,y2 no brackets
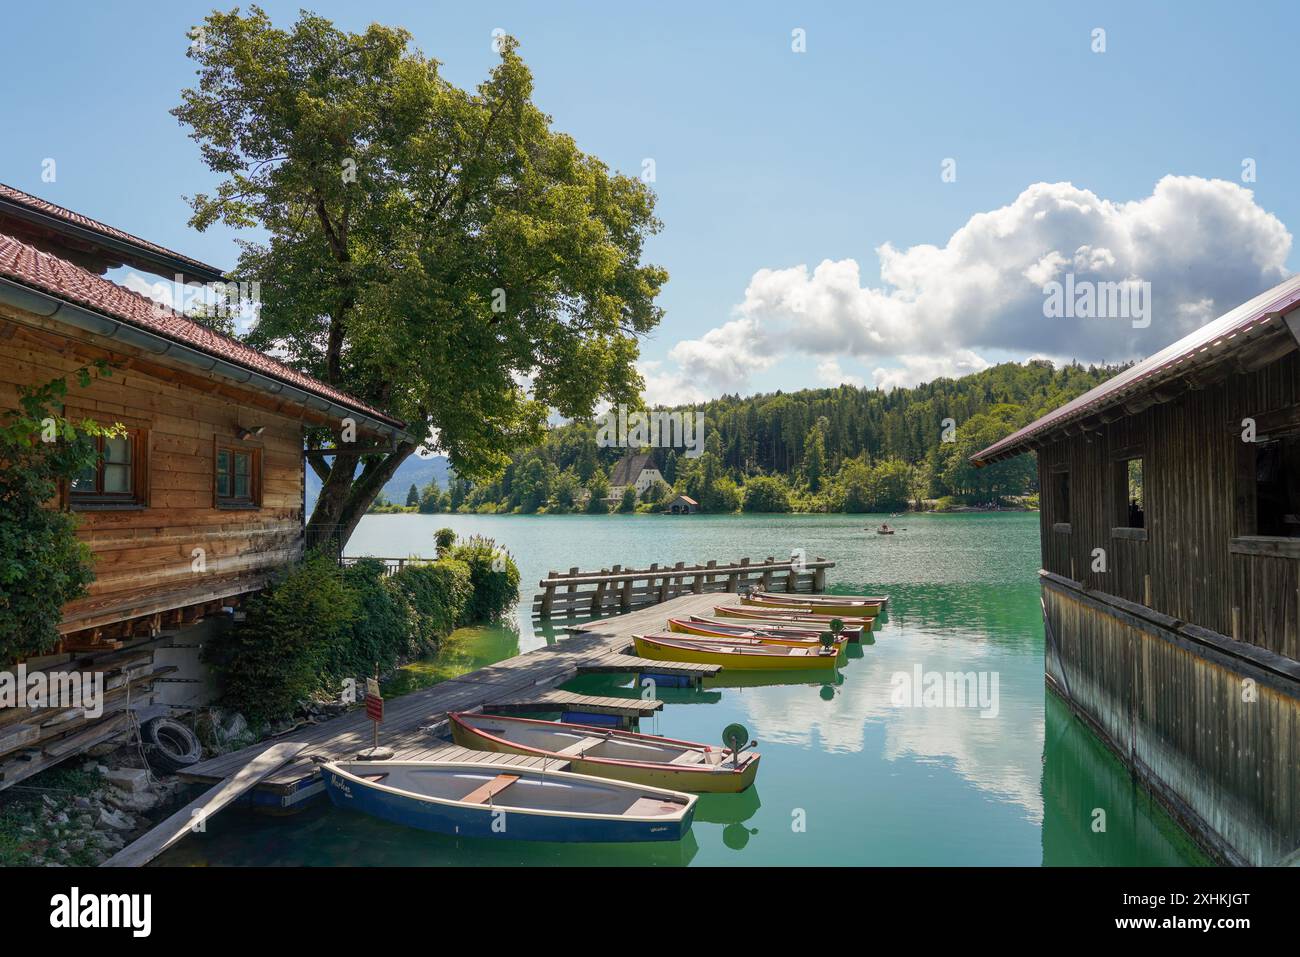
413,359,1121,514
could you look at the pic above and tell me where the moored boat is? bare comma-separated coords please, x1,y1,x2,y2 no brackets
753,589,889,606
449,712,760,793
742,594,883,618
713,605,875,630
667,617,852,648
633,633,841,671
685,614,864,642
320,759,696,842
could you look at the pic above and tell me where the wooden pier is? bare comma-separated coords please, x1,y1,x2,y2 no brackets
534,555,835,619
176,592,730,812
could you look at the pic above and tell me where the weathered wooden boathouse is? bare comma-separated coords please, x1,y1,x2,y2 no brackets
0,183,409,786
974,275,1300,865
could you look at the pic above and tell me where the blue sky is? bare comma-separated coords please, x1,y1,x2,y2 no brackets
3,1,1297,401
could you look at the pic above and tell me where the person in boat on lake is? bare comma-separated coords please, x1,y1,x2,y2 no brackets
879,522,892,533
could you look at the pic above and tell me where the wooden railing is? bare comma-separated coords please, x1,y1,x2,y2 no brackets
340,557,410,578
533,556,834,619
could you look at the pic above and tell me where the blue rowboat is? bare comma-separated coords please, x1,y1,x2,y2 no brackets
320,759,697,843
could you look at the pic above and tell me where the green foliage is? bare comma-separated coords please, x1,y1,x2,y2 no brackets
392,559,473,646
552,468,581,511
207,544,509,722
417,478,444,513
584,472,609,513
833,457,913,512
204,552,358,724
449,535,521,621
803,423,827,493
174,9,667,543
336,559,416,673
618,486,637,513
405,484,420,508
434,527,456,555
0,367,121,663
454,360,1120,513
742,475,793,512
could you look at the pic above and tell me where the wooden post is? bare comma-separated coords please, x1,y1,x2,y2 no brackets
539,571,558,619
813,557,827,593
785,562,798,594
620,570,633,611
704,559,717,593
649,563,660,607
592,567,613,615
761,556,774,590
692,563,704,594
737,557,750,593
671,561,685,599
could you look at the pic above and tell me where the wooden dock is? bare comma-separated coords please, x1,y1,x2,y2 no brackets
177,592,729,810
534,555,834,619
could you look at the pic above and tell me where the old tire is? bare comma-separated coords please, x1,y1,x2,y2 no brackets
141,717,202,773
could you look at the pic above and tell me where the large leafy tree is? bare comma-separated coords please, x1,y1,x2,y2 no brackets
174,8,666,547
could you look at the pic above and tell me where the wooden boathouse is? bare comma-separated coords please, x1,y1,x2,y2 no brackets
974,275,1300,866
0,183,410,786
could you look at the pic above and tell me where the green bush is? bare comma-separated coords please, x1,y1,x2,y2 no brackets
449,535,521,621
0,369,117,664
393,558,473,645
434,527,456,555
336,559,416,672
742,475,793,512
203,552,358,724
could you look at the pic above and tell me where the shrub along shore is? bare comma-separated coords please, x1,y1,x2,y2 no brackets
202,531,520,725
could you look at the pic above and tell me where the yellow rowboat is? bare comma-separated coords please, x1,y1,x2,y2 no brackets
753,589,889,607
667,617,853,648
449,712,759,794
633,633,841,671
742,595,883,618
686,614,864,642
713,605,875,631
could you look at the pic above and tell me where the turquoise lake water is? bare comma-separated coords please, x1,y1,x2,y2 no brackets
157,512,1206,866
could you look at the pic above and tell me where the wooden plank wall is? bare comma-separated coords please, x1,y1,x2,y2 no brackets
1038,350,1300,660
1044,582,1298,866
0,307,306,636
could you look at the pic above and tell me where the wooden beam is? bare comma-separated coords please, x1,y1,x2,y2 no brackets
101,742,308,867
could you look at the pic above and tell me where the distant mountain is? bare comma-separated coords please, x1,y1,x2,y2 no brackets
305,454,453,512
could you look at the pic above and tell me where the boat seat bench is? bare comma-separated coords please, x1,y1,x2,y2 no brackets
555,736,606,757
461,773,520,805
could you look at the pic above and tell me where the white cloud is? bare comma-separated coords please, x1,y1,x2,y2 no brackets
816,358,865,388
639,316,777,405
651,175,1292,402
872,351,991,391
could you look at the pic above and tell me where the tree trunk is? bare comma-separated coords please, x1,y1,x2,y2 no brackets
305,442,418,554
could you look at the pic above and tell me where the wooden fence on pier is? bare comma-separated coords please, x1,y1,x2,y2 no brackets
533,556,834,620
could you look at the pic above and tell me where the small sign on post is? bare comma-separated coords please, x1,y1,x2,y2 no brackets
356,668,394,760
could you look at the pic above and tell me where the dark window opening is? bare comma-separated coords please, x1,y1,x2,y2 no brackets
1053,471,1070,525
1256,436,1300,538
1114,456,1144,529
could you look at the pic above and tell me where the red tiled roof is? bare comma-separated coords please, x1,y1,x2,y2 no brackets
0,183,223,280
972,274,1300,465
0,230,405,428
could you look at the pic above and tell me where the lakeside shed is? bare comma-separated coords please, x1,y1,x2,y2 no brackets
664,494,699,514
973,274,1300,865
0,184,408,785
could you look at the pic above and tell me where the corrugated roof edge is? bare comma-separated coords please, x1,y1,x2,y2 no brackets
971,273,1300,467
